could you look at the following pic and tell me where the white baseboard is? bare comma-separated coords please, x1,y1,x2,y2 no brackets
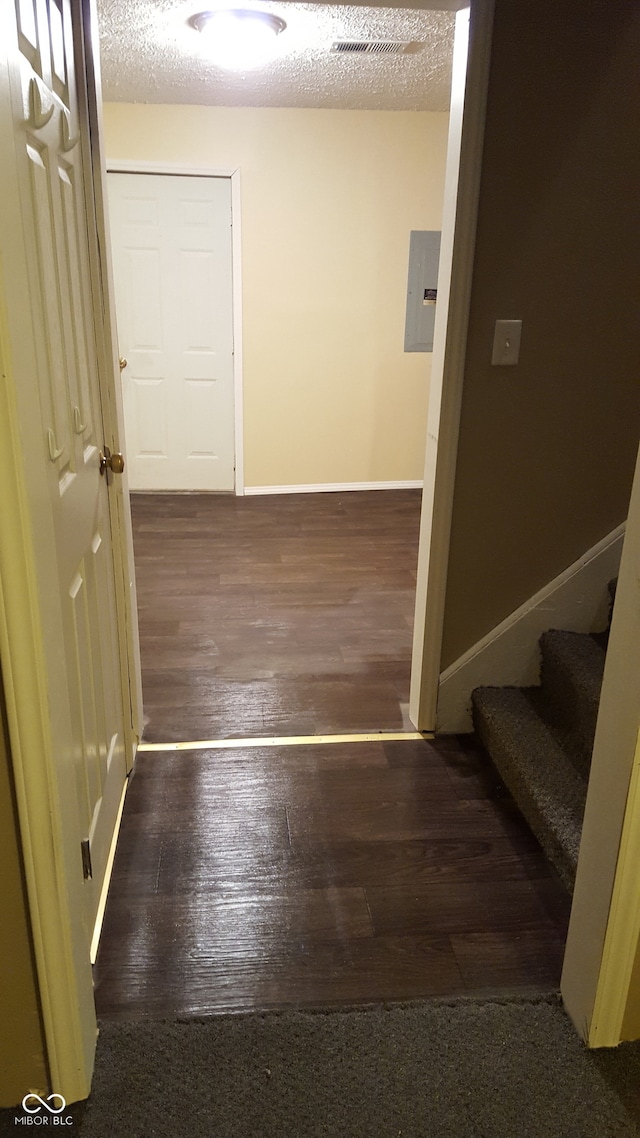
244,480,424,496
437,524,626,734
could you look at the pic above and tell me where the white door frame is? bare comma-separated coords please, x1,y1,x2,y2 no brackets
409,0,495,731
106,160,244,496
562,438,640,1046
80,3,144,761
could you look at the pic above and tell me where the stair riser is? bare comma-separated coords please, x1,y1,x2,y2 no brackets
538,654,598,779
538,632,605,780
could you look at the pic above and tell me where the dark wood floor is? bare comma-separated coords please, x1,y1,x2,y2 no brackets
94,491,570,1020
131,491,421,741
94,737,570,1019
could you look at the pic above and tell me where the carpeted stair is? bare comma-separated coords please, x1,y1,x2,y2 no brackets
472,587,614,893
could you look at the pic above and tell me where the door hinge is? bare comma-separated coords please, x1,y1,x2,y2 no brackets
81,839,93,880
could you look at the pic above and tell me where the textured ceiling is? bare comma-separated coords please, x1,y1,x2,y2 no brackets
97,1,456,110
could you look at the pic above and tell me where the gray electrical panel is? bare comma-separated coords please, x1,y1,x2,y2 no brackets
404,230,441,353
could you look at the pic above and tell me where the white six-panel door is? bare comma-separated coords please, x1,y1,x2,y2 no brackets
9,0,129,942
107,172,235,491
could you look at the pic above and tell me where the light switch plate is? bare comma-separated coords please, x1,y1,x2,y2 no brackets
491,319,522,365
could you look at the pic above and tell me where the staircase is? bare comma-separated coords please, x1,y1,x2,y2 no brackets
472,585,615,893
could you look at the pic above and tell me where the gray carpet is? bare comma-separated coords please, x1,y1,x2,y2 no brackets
7,995,639,1137
472,623,609,894
473,685,587,890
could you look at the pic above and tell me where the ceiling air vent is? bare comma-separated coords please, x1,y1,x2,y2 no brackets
331,40,415,55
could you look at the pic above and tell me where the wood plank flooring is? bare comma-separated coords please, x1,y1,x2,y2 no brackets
131,491,420,741
94,737,571,1019
94,491,571,1019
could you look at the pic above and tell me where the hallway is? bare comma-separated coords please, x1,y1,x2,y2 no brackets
94,491,570,1019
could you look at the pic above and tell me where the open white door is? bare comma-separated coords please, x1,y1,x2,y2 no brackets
0,0,140,1100
7,0,129,937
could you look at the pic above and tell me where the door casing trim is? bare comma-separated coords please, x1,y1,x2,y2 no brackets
80,8,144,764
409,2,495,732
105,160,245,495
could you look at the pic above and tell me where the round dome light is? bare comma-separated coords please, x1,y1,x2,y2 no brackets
190,9,287,70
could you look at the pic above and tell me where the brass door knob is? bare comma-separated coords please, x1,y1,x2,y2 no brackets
119,357,128,371
99,446,125,476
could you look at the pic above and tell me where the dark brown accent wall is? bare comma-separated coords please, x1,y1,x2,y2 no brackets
441,0,640,669
0,675,48,1105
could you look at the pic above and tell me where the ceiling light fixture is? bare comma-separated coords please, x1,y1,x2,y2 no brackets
189,9,287,70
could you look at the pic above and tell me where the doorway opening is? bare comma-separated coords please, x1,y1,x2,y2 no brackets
92,2,571,1023
100,1,465,742
104,119,450,740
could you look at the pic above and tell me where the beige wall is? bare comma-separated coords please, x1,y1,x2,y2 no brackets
0,682,48,1105
440,0,640,668
103,104,449,489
